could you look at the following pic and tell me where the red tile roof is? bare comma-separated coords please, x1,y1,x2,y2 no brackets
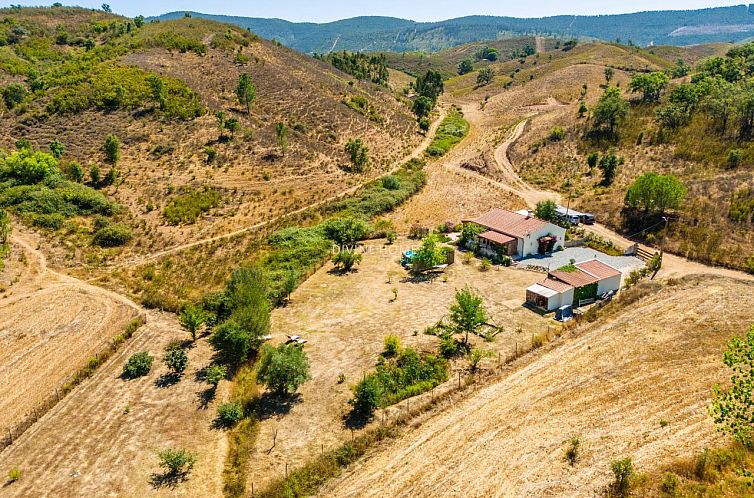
478,230,515,245
463,209,548,238
540,277,574,293
550,268,599,287
576,259,622,279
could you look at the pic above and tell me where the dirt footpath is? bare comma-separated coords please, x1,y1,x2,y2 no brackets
323,276,754,497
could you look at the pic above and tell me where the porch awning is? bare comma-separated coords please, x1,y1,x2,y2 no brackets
479,230,515,245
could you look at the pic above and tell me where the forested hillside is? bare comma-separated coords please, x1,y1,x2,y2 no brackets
157,5,754,53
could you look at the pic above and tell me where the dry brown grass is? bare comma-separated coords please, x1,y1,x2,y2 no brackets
322,275,754,497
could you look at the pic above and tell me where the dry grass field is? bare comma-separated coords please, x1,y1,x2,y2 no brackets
250,237,555,490
0,230,141,438
0,307,229,497
323,275,754,497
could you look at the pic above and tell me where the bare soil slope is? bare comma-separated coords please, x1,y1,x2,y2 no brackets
324,276,754,497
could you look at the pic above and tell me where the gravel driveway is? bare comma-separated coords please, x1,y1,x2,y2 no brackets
517,247,645,274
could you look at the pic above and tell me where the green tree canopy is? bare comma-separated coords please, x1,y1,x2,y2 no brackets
476,67,495,87
415,70,444,102
322,216,370,248
344,138,369,172
257,343,312,395
1,149,60,185
103,134,120,165
412,96,433,120
449,286,488,345
593,87,628,136
624,172,686,213
412,233,447,271
275,122,288,155
534,200,558,222
458,59,473,75
710,324,754,447
628,72,670,102
598,150,620,186
236,73,256,114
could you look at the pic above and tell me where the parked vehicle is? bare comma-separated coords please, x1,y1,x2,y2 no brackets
581,213,595,225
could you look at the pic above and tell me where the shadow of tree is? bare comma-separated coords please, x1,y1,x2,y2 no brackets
254,391,303,421
149,471,189,489
400,271,441,284
343,409,371,430
154,373,181,389
196,387,216,410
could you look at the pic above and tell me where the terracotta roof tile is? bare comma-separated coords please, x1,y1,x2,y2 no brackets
550,269,599,287
463,209,547,238
539,277,574,293
478,230,515,245
576,259,622,279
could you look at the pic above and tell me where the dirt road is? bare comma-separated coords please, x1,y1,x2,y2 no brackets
323,276,754,497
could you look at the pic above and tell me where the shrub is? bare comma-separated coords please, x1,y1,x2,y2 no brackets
565,437,580,465
439,334,463,358
122,351,153,379
7,468,21,483
322,217,370,247
2,83,27,109
381,175,401,190
332,248,363,271
205,364,227,387
103,134,120,165
31,212,64,230
93,223,132,247
163,188,221,225
467,347,493,372
256,343,311,395
351,375,382,417
216,401,243,427
610,458,636,497
164,345,188,374
209,320,252,365
383,335,401,357
549,126,566,141
427,107,469,156
179,304,206,341
157,448,196,477
727,149,743,168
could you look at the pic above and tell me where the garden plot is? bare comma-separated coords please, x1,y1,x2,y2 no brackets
250,237,553,489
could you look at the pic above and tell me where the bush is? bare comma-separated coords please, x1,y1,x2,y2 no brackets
565,437,580,465
122,351,153,379
164,345,188,374
321,217,370,247
163,188,221,225
31,212,65,230
332,248,363,271
103,134,120,165
157,448,196,477
216,401,243,427
256,343,311,395
549,126,566,141
205,364,227,387
610,458,636,497
727,149,743,168
381,175,401,190
350,375,382,417
209,320,253,365
426,107,469,157
6,468,21,483
93,223,132,247
383,335,401,357
439,334,463,358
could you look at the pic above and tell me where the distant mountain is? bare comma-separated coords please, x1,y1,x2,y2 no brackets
154,5,754,53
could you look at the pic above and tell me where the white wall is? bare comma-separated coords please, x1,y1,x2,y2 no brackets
545,287,575,311
597,274,621,295
521,223,567,258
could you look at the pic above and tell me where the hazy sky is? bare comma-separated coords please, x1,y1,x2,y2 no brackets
1,1,745,22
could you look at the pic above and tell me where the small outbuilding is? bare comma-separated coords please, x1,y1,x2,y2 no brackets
525,259,622,311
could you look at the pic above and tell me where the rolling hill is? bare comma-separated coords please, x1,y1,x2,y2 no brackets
156,5,754,53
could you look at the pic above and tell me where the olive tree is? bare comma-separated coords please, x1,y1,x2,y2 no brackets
257,343,311,395
449,287,488,346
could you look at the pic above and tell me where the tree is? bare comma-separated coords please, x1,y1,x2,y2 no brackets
103,134,120,165
332,248,362,271
578,101,588,118
101,3,112,13
282,270,297,302
458,59,473,75
216,402,243,427
215,111,227,140
322,216,370,247
598,150,620,186
157,449,196,478
415,70,444,102
89,164,100,186
122,352,153,379
2,83,28,109
476,68,495,87
49,139,65,159
592,87,628,136
275,122,288,155
604,67,614,84
257,343,312,395
344,138,368,172
4,149,59,185
710,324,754,446
474,47,499,61
209,320,252,365
412,233,446,271
412,96,433,120
236,73,256,114
671,58,691,78
351,374,382,416
224,266,271,344
534,200,558,221
164,346,188,375
146,75,165,110
467,347,494,373
628,72,670,102
225,117,240,139
449,287,488,346
624,172,685,214
179,304,206,341
587,151,599,172
134,15,145,28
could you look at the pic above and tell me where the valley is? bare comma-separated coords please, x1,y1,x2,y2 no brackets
2,4,754,498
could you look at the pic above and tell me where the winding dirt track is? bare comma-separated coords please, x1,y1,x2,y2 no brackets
324,276,754,497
